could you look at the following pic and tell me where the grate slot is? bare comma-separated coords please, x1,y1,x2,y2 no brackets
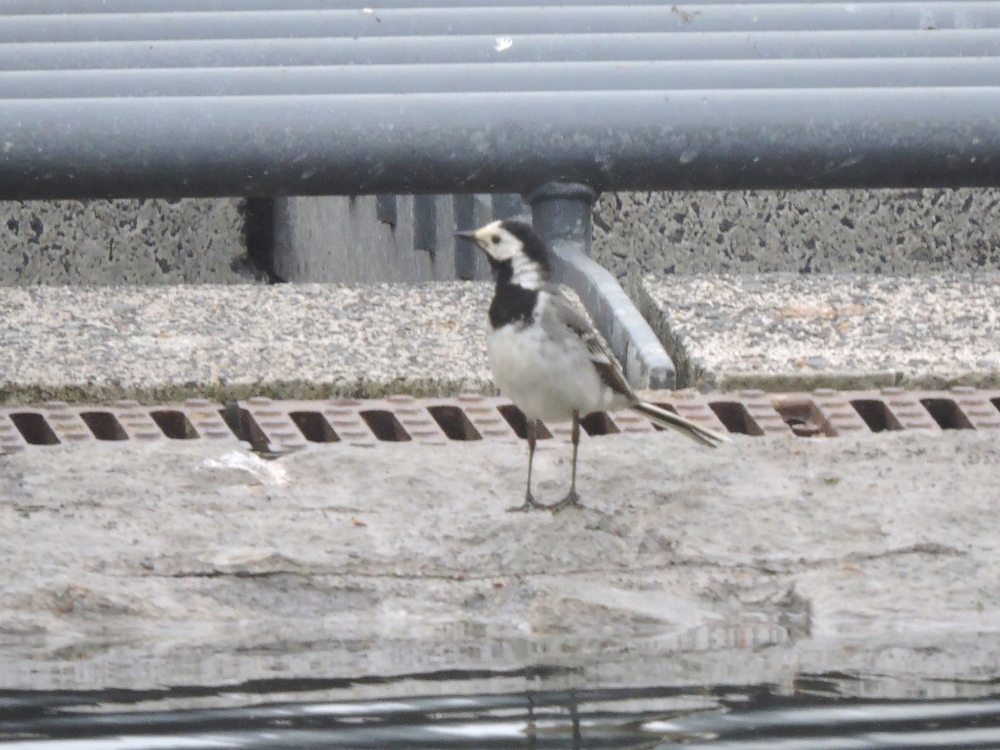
219,405,245,441
651,402,679,414
427,405,481,441
773,401,830,438
708,402,764,436
920,398,974,430
850,399,903,433
219,407,271,452
289,411,340,443
360,410,411,442
496,404,552,440
80,412,128,441
150,410,199,440
580,411,619,437
9,413,60,445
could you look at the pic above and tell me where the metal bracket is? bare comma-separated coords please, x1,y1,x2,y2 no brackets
413,194,437,253
454,194,493,281
525,182,676,391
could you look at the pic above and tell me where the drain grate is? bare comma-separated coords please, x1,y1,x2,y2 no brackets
0,398,240,454
1,388,999,455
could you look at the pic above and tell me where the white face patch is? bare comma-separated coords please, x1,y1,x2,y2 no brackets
473,220,524,263
473,220,544,290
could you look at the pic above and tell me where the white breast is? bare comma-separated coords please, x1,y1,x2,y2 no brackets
487,321,612,423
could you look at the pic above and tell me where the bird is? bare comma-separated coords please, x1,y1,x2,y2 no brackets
455,219,729,513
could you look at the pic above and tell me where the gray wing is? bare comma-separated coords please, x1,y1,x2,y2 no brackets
543,285,638,402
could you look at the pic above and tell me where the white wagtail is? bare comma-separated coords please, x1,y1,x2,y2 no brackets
455,219,729,513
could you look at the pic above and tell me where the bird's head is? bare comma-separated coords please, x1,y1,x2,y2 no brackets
455,219,551,289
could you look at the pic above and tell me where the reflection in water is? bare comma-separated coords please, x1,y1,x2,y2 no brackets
0,614,796,700
4,674,1000,750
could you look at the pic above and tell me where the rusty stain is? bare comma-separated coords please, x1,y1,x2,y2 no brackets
670,4,701,23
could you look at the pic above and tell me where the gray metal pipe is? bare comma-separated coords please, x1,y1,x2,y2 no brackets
0,88,997,200
3,30,997,71
530,183,597,258
2,5,998,44
2,58,999,98
0,0,944,12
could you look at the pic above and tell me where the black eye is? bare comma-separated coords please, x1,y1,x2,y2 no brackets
491,235,501,244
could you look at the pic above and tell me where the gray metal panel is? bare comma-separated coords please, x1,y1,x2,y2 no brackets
471,195,494,280
272,195,433,283
1,88,998,200
3,30,997,70
375,195,397,227
453,195,497,281
431,194,457,281
453,195,476,281
413,195,437,253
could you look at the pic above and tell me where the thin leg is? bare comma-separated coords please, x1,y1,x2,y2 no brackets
569,411,580,495
507,419,546,512
548,411,583,514
526,418,537,502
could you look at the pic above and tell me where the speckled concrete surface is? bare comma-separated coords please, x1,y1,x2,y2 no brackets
0,199,262,285
5,188,999,288
0,283,496,405
4,276,997,405
641,273,1000,391
594,189,1000,278
2,429,1000,691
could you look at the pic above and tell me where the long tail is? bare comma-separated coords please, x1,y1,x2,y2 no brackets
632,401,730,448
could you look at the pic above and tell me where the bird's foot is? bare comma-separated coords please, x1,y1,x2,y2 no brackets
546,489,583,514
507,492,548,513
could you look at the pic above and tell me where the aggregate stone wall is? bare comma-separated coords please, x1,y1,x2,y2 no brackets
0,198,262,285
4,190,1000,286
593,188,1000,279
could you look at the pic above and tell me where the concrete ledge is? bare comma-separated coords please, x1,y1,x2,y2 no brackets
2,430,1000,690
6,275,998,406
0,282,495,406
641,273,1000,392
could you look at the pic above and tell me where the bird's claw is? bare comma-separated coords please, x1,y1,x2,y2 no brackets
507,490,584,514
507,492,546,513
547,489,583,514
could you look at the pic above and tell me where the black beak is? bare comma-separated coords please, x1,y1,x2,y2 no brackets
454,230,478,242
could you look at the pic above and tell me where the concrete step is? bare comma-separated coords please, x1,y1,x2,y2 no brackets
2,427,999,691
639,272,1000,392
0,282,494,406
3,275,999,406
